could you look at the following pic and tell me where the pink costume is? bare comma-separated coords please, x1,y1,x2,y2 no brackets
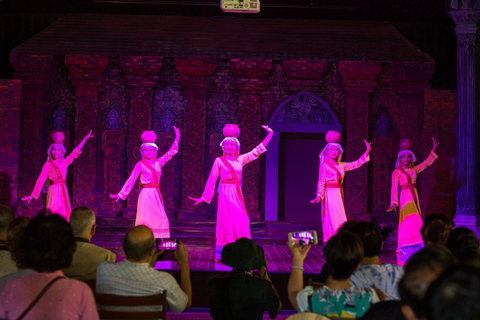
201,143,267,247
30,147,81,221
118,132,178,238
390,150,438,249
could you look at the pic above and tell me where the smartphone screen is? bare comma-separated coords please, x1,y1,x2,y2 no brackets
289,231,317,245
156,238,178,250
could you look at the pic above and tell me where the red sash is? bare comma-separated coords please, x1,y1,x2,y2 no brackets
219,157,246,211
324,159,344,203
48,161,70,215
397,167,420,214
141,160,164,207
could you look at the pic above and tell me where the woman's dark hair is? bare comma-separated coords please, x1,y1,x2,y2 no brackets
353,222,383,258
446,227,480,262
7,216,30,268
424,220,453,246
16,214,76,272
324,232,363,280
421,213,450,243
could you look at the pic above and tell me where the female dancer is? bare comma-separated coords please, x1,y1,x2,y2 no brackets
109,127,180,238
387,137,439,253
311,131,371,243
22,130,94,221
189,124,273,259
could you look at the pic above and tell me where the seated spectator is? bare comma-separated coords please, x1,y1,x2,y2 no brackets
63,206,116,281
0,205,16,277
398,244,455,320
445,226,480,263
360,300,406,320
288,232,380,318
209,237,281,320
420,213,450,244
0,214,99,319
96,225,192,313
425,263,480,320
0,217,31,289
351,222,404,300
423,220,453,246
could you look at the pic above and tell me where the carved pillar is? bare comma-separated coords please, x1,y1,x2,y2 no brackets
102,129,124,214
283,60,327,92
448,2,480,227
119,56,163,215
65,55,108,209
229,59,272,220
10,54,54,216
338,61,381,220
175,58,216,218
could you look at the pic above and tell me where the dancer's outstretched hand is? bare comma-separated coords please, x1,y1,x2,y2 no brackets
310,195,323,203
109,194,121,202
189,197,204,206
432,137,440,152
85,130,94,140
173,126,180,137
364,140,372,154
386,204,397,212
21,195,33,203
262,125,273,134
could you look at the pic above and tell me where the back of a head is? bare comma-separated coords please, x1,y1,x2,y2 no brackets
70,206,96,235
7,217,30,267
0,205,15,234
359,300,406,320
425,263,480,320
424,220,453,246
17,214,76,272
398,244,455,318
123,225,154,262
353,221,382,258
338,220,359,233
324,232,364,280
421,213,450,243
446,227,480,262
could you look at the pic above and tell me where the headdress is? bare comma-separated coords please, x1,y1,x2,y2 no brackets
396,139,416,168
319,131,343,164
220,124,240,158
140,131,159,161
221,237,266,270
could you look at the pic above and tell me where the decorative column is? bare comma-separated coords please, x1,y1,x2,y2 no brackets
119,56,163,215
338,61,381,220
10,54,54,216
65,55,108,209
230,59,272,220
283,60,327,92
448,2,480,227
175,58,216,219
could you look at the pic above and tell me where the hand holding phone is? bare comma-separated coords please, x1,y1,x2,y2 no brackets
288,230,318,246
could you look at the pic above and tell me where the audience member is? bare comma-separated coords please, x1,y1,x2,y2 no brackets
209,237,281,320
398,244,455,320
63,206,116,281
425,263,480,320
0,217,31,289
0,205,16,277
360,300,406,320
423,220,453,246
96,225,192,313
420,213,450,244
351,222,404,300
288,232,380,318
0,214,99,319
445,226,480,262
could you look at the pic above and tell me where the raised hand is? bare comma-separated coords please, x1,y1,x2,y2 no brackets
310,195,323,203
85,130,94,139
432,137,440,152
262,125,273,134
364,140,372,154
287,240,311,262
21,195,33,203
188,197,204,206
109,194,121,202
173,126,180,138
386,204,397,212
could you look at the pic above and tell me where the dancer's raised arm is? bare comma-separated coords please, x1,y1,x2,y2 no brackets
75,130,95,151
261,125,274,147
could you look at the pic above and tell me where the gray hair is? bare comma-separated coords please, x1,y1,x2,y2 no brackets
70,206,96,235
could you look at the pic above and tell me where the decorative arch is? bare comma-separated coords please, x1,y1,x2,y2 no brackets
265,91,342,221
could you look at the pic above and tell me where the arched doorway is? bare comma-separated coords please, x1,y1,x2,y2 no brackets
265,91,341,222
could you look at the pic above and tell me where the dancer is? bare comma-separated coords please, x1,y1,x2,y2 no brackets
311,131,371,243
189,124,274,260
109,127,180,238
22,130,94,221
387,137,439,254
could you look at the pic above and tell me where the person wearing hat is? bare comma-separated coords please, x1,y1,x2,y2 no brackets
190,124,274,261
22,130,94,221
209,237,281,320
310,131,371,243
387,137,439,254
109,127,180,238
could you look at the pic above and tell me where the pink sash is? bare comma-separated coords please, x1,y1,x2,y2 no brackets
219,157,246,211
48,161,70,215
141,160,164,207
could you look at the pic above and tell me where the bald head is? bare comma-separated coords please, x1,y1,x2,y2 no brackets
123,225,154,262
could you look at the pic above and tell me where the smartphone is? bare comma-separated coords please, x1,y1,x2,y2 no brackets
155,238,178,251
288,230,318,246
